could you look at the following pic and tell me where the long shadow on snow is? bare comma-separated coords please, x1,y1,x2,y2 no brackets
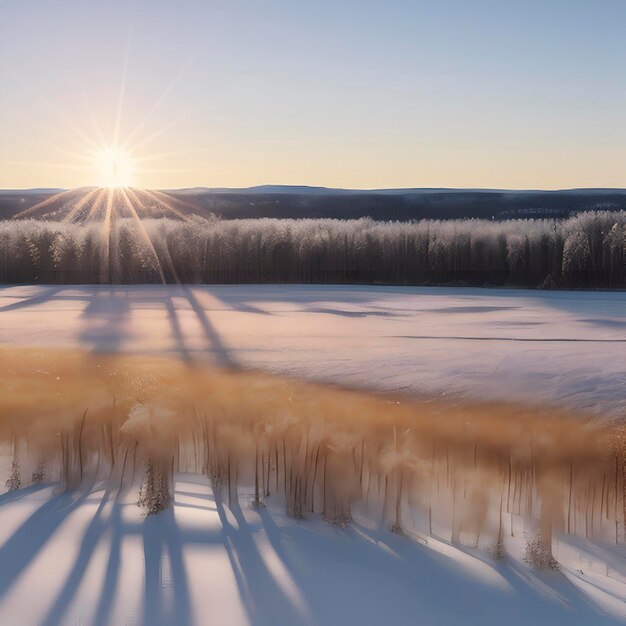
92,493,126,626
0,489,91,602
0,286,64,313
41,486,117,626
142,508,193,626
140,485,226,626
179,286,237,369
257,509,624,626
79,288,131,353
214,493,307,626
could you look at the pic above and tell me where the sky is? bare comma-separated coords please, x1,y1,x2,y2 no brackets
1,0,626,190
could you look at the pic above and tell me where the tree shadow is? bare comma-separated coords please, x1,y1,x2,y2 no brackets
164,294,193,364
41,486,116,626
214,494,308,626
580,318,626,329
0,489,91,602
0,286,64,312
304,307,402,318
92,493,126,626
256,510,625,626
0,284,239,369
79,288,131,353
1,479,624,626
179,286,236,369
142,509,185,626
0,483,49,505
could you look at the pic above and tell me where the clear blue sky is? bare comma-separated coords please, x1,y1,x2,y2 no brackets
1,0,625,189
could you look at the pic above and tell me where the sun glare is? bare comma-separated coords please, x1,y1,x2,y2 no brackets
93,147,135,188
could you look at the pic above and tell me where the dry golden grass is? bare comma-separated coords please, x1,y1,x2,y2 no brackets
1,347,624,554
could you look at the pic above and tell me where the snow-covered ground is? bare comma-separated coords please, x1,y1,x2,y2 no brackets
1,284,625,625
0,475,624,626
0,284,624,417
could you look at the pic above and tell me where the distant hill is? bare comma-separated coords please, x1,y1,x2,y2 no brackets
2,186,626,221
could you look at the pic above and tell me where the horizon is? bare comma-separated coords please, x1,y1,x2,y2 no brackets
2,1,626,190
4,184,626,194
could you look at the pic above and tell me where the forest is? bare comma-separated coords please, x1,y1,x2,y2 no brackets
0,211,624,288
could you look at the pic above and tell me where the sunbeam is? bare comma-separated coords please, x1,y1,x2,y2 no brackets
4,42,200,191
13,189,85,219
61,187,102,223
10,69,103,155
119,187,168,283
85,187,109,222
122,54,196,151
137,188,190,221
113,27,133,148
100,189,115,283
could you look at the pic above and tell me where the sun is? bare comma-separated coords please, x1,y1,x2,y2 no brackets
92,147,135,188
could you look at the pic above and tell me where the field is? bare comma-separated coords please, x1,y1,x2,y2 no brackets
1,284,624,414
0,285,625,625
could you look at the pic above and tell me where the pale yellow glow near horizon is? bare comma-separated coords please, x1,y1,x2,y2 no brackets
4,133,626,191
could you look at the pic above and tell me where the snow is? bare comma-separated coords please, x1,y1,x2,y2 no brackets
0,284,624,417
0,475,624,626
1,284,625,625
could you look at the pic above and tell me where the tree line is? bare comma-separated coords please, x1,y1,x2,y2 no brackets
0,211,623,287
